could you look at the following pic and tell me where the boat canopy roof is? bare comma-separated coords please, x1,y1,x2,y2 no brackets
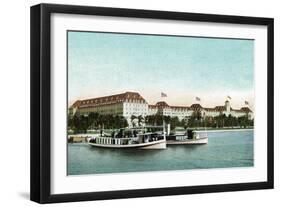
124,125,164,129
138,132,160,135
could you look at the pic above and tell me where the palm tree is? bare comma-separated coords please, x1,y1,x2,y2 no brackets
187,111,202,128
181,116,189,129
130,115,137,127
88,112,99,129
169,116,179,130
137,115,144,126
144,116,150,125
120,116,129,128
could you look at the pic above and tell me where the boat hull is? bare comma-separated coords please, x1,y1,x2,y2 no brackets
88,139,166,149
166,137,208,145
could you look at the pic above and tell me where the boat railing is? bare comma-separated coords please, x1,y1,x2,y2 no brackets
89,133,164,145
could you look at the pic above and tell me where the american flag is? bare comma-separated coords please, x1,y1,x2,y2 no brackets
196,97,201,101
245,101,249,105
161,92,167,97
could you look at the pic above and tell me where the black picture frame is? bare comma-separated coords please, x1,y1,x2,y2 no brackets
30,3,274,204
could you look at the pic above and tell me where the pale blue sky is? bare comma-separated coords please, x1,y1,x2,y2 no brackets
68,31,254,108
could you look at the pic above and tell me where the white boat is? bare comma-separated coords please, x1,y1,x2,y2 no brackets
165,130,208,145
88,127,167,149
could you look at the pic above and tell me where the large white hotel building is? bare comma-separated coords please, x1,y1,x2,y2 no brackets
69,91,253,124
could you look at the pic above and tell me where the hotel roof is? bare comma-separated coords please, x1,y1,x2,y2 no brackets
71,92,146,109
71,92,252,113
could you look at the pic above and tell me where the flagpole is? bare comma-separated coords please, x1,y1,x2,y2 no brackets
195,96,201,130
161,92,167,140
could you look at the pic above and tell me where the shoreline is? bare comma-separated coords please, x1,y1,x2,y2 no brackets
69,128,254,136
199,128,254,133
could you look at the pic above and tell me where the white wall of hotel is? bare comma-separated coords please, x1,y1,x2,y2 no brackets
69,92,253,127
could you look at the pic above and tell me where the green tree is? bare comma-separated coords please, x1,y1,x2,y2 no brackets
137,115,144,126
187,111,202,128
130,115,137,127
88,112,100,129
170,116,180,130
181,116,189,129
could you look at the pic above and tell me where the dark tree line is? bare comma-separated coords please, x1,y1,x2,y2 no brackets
68,111,253,134
184,112,254,129
68,112,128,134
144,114,181,130
144,112,253,129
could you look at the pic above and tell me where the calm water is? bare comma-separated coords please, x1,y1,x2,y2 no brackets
67,130,253,175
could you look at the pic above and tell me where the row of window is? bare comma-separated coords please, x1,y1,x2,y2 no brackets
78,105,249,118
